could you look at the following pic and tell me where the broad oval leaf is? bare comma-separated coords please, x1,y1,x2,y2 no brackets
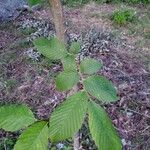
49,91,88,142
56,71,80,91
84,75,118,103
80,58,102,75
0,105,36,132
69,42,80,54
62,55,77,72
33,37,67,60
88,101,122,150
14,121,48,150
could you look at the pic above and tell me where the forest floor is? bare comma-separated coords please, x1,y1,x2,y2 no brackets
0,2,150,150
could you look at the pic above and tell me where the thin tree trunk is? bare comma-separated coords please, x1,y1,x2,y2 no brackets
49,0,65,43
73,133,80,150
49,1,79,149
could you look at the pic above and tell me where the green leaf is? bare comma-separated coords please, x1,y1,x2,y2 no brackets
33,37,67,60
14,121,48,150
62,55,77,72
28,0,42,6
49,91,88,142
0,105,36,132
56,71,80,91
69,42,80,54
84,75,118,103
80,58,102,75
88,101,122,150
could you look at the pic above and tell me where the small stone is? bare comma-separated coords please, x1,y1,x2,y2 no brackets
0,81,5,90
25,48,40,60
121,139,127,146
126,112,133,117
56,143,64,149
0,0,27,21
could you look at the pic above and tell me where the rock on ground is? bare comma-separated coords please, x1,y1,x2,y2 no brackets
0,0,27,21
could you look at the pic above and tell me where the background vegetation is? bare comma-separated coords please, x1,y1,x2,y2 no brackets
63,0,150,6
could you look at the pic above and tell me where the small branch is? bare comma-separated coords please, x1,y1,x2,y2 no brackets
4,138,7,150
66,86,80,150
73,133,80,150
67,86,80,150
127,108,150,119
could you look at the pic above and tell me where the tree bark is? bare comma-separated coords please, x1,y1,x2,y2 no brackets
73,133,80,150
49,0,65,43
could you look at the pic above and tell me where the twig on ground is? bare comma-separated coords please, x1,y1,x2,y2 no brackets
127,108,150,119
